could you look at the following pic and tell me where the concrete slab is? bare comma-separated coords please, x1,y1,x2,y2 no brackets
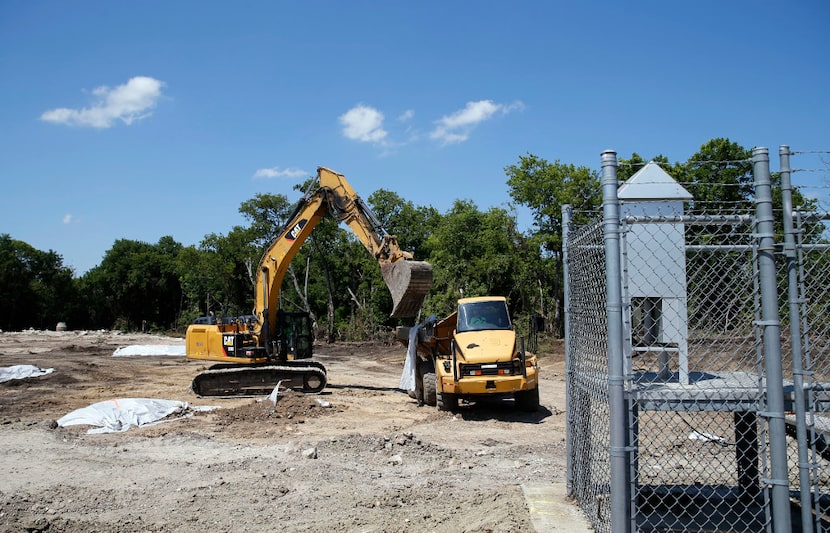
521,483,592,532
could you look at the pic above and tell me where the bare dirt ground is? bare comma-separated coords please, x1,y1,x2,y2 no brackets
0,330,569,533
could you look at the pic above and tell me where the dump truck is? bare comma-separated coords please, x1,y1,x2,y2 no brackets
186,166,433,396
398,296,542,412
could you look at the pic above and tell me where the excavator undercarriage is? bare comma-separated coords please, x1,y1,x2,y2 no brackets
191,361,327,397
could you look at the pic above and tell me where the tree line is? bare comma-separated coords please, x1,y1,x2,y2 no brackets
1,139,819,338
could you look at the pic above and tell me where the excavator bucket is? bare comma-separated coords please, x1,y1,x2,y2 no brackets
381,260,433,318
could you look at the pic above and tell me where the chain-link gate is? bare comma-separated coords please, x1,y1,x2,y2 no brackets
564,147,830,532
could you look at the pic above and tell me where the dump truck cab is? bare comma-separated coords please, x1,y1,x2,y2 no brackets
401,296,541,412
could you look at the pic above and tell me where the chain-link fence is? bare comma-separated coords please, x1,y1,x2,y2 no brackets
565,147,830,532
791,205,830,531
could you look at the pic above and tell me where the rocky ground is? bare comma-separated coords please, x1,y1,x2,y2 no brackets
0,329,570,532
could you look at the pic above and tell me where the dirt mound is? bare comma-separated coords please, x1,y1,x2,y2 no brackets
214,391,344,426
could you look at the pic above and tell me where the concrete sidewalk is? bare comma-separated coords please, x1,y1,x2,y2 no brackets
521,483,592,532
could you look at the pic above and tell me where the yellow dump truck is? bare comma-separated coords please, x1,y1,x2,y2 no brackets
399,296,542,412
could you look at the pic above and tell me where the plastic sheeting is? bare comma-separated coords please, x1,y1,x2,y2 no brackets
112,345,186,357
399,325,419,392
0,365,55,383
57,398,205,434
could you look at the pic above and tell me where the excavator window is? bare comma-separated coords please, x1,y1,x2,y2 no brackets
276,310,313,360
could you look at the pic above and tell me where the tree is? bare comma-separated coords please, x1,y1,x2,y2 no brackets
238,193,295,250
617,153,671,182
0,234,77,330
368,189,439,262
504,154,602,335
83,237,183,330
424,200,522,318
678,138,754,214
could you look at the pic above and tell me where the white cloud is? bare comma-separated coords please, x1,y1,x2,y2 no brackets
253,167,309,179
398,109,414,122
63,214,73,224
430,99,524,144
339,104,388,143
40,76,165,128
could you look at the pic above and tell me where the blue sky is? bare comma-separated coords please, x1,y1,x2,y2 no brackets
1,1,828,275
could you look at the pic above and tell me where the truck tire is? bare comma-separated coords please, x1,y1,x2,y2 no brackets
515,386,540,412
422,371,437,406
417,360,437,407
436,390,458,412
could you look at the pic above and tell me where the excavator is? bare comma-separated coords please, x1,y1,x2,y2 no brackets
185,167,433,397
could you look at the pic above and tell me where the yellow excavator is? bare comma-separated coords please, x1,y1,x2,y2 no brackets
185,167,433,396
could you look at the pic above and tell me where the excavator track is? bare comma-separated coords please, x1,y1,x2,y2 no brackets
191,361,327,397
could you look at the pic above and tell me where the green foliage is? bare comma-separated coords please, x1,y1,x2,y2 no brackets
617,153,670,182
8,137,818,344
422,200,525,318
0,234,77,330
678,138,754,213
368,189,439,260
81,237,183,331
238,192,294,250
505,154,601,258
504,154,602,335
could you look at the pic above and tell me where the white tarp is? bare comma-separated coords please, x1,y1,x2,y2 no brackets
399,324,421,392
57,398,193,434
688,430,727,445
112,345,186,357
0,365,55,383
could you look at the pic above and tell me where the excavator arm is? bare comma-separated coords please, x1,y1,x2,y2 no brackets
254,166,433,352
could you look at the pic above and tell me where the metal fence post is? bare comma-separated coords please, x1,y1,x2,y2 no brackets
780,145,814,532
562,204,575,495
752,147,792,531
601,150,633,532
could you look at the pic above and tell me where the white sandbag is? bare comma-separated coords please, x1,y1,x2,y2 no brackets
112,345,186,357
0,365,55,383
57,398,188,434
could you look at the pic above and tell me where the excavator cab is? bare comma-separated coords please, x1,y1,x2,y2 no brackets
276,310,313,360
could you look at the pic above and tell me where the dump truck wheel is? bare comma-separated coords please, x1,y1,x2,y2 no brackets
437,390,458,412
515,386,539,412
422,372,437,406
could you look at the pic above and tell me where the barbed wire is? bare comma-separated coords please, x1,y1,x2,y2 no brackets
615,152,829,170
621,161,828,173
686,159,753,166
617,159,753,168
613,178,829,188
605,153,829,212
